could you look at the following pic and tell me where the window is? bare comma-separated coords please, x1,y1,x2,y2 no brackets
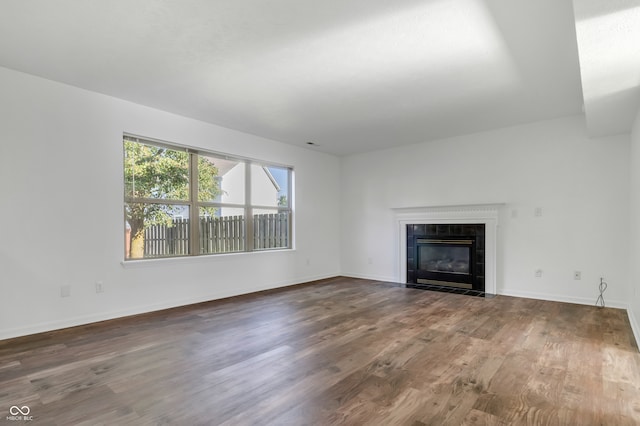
124,135,293,260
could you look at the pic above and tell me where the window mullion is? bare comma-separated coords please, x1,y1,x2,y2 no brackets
288,168,293,249
189,152,200,256
125,197,188,205
245,162,253,251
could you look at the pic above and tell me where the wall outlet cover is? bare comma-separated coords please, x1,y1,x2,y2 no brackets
60,285,71,297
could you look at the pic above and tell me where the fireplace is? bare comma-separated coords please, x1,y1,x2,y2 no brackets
407,224,485,293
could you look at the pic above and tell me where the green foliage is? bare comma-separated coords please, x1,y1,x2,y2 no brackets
197,156,219,218
278,195,288,207
124,140,221,229
124,141,189,201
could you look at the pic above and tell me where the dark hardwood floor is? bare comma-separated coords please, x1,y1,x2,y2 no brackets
1,277,639,425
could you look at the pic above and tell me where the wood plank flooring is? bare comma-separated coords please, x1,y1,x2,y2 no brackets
1,277,639,425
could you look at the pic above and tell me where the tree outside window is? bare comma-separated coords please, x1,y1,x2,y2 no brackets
124,139,220,259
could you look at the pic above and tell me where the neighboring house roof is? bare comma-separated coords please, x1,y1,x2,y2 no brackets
206,157,237,176
262,167,280,192
205,157,280,191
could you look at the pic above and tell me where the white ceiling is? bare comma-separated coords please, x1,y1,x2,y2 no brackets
573,0,640,138
0,0,636,155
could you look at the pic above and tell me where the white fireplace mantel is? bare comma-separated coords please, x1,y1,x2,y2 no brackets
393,204,504,295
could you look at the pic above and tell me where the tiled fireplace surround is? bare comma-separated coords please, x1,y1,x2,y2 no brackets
393,204,501,295
406,223,486,292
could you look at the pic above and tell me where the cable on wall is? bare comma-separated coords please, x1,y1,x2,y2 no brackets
595,277,607,308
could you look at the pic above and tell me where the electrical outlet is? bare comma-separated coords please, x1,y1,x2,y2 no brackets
95,281,104,293
534,207,543,217
305,258,310,266
60,285,71,298
535,269,543,278
574,271,581,280
367,257,373,265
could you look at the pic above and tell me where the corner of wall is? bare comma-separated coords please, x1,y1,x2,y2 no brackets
629,106,640,351
627,306,640,351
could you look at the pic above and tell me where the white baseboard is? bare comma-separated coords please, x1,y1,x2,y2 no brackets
340,272,398,283
0,272,338,341
497,288,628,310
627,307,640,350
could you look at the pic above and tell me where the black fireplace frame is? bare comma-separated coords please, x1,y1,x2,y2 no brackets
407,224,485,292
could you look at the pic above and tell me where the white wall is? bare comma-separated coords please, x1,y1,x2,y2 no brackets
0,66,341,340
340,115,631,306
630,107,640,338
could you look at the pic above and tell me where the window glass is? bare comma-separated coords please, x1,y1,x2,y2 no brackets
253,209,290,250
269,166,290,207
125,203,190,259
199,208,245,254
199,155,245,205
251,164,287,207
124,140,189,201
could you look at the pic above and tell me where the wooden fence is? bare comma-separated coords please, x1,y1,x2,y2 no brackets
254,213,289,250
144,218,190,257
143,213,289,257
200,215,245,254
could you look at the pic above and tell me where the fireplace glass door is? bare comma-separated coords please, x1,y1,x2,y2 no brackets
415,239,474,288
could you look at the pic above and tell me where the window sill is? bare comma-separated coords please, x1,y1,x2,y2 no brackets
120,248,296,268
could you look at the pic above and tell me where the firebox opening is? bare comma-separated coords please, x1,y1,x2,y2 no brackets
418,239,472,275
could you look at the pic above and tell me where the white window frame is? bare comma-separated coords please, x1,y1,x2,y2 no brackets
123,134,293,260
